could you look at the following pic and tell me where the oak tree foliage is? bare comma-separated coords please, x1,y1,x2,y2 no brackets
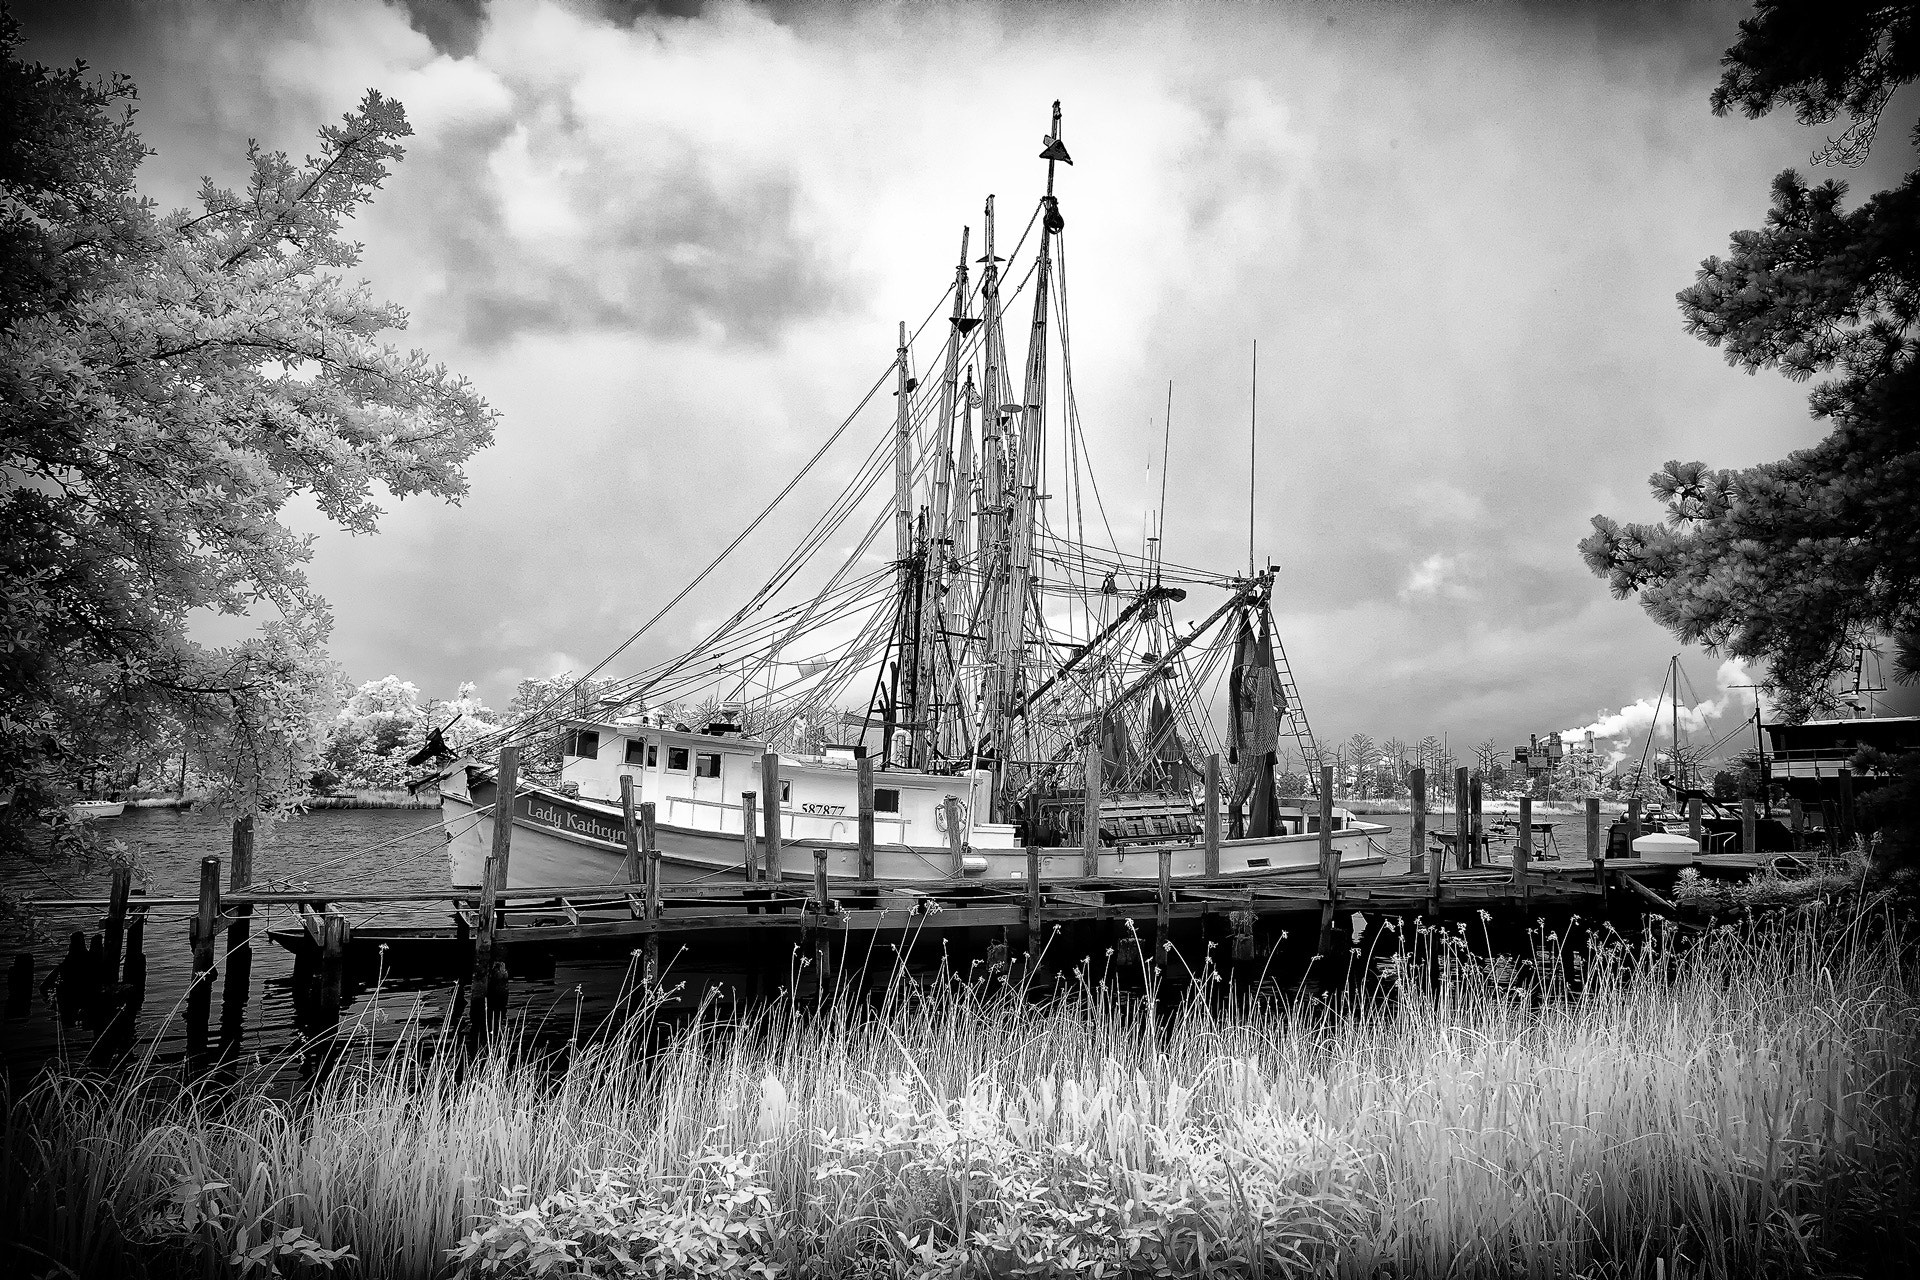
1581,0,1920,720
0,15,495,855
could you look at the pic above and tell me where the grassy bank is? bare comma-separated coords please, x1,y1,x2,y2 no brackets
5,915,1916,1278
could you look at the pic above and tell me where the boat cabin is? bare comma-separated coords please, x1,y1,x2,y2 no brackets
555,719,1017,850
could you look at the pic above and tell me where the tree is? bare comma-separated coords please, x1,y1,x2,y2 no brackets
1579,0,1920,720
1344,734,1375,800
0,17,494,852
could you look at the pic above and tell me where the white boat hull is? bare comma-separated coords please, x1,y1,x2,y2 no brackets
440,777,1388,891
71,800,125,820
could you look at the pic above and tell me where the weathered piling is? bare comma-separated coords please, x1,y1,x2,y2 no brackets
1409,767,1427,877
1025,846,1042,938
857,755,876,881
221,817,254,1039
1155,845,1172,954
186,855,220,1064
1203,753,1221,876
468,745,516,1051
1627,796,1642,855
1742,797,1758,856
1515,795,1532,898
1454,768,1471,869
1469,773,1484,867
941,796,966,875
1587,797,1605,903
1838,767,1855,844
1083,743,1101,877
101,864,130,994
761,753,783,877
642,801,660,986
1316,765,1339,957
318,908,349,1025
1688,797,1703,849
620,776,642,884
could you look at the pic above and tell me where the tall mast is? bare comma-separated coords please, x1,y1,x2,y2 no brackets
976,196,1008,766
912,228,971,770
989,100,1070,806
890,320,917,767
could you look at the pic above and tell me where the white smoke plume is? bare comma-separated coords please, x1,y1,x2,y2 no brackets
1560,659,1759,769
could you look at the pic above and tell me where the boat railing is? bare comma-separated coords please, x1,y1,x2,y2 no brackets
663,794,910,842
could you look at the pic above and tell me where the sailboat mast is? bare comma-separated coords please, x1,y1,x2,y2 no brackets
889,320,918,767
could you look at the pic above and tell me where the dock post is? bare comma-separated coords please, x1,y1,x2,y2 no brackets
221,817,254,1043
1203,753,1221,877
1469,773,1484,867
1082,742,1101,878
760,753,783,879
1316,765,1339,960
1515,795,1532,898
1789,796,1805,849
1454,768,1471,869
1155,845,1172,954
123,894,146,996
1025,845,1042,938
319,908,348,1028
857,755,876,880
941,796,966,876
811,847,832,992
1409,767,1426,876
469,745,517,1052
186,855,220,1066
620,776,643,885
1586,797,1604,903
641,801,660,988
1424,772,1442,916
101,864,130,995
742,792,760,880
1626,797,1642,856
1838,767,1855,846
1688,796,1703,850
1742,797,1758,856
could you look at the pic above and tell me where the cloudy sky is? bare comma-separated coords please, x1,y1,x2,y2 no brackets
20,0,1919,767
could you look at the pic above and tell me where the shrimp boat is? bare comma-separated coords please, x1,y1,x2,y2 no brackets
440,103,1389,891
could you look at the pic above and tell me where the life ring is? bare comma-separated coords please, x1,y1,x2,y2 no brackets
934,799,969,833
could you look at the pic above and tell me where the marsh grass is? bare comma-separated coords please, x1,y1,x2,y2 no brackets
4,912,1917,1278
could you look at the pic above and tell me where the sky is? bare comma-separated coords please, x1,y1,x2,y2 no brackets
18,0,1920,771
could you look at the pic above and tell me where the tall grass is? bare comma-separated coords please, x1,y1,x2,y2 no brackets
5,912,1917,1278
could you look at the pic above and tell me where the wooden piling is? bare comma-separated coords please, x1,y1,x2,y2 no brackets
1742,796,1758,856
1408,767,1426,876
1515,795,1532,898
1627,797,1642,856
1083,743,1102,877
1469,774,1484,867
222,816,255,1035
1789,796,1805,849
1586,797,1604,901
186,854,220,1062
1203,753,1221,876
123,895,146,994
1025,845,1042,937
102,864,130,990
1317,765,1339,957
1454,768,1471,869
641,800,660,987
812,847,830,912
319,908,349,1025
857,755,876,880
941,796,966,876
1688,796,1703,849
742,793,760,883
469,745,516,1050
1422,768,1441,916
1155,845,1172,944
761,753,783,879
1838,767,1855,845
620,776,642,884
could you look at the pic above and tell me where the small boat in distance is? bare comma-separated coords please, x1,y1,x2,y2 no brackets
70,800,125,820
439,101,1389,890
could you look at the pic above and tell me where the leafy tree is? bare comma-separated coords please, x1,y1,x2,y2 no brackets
0,17,494,853
1580,0,1920,720
1344,733,1376,800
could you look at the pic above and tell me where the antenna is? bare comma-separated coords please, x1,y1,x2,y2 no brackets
1248,340,1257,577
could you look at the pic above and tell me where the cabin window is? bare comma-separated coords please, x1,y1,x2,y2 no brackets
625,738,647,766
695,752,721,779
781,781,791,803
874,787,900,814
565,730,599,760
646,743,658,767
666,746,690,773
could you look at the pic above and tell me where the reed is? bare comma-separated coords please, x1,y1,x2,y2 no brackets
4,912,1916,1278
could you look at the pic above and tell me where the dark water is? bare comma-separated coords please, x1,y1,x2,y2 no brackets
1,806,663,1084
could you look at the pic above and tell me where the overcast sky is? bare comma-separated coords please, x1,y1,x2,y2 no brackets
20,0,1919,768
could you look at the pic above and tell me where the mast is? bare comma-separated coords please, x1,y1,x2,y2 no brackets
890,320,918,768
912,229,971,770
987,100,1070,809
975,195,1009,770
